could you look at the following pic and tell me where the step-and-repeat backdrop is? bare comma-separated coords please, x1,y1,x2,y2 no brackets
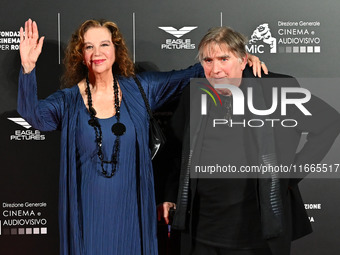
1,0,340,254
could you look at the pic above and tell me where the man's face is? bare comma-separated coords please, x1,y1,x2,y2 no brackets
201,43,247,86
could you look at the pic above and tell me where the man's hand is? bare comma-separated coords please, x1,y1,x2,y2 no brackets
20,18,44,74
157,202,176,225
247,54,268,78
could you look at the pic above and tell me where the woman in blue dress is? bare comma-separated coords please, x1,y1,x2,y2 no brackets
18,18,266,255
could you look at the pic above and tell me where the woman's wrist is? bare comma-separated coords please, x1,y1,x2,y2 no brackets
21,63,35,74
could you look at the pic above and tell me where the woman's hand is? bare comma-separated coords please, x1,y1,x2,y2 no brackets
19,19,45,74
247,54,268,78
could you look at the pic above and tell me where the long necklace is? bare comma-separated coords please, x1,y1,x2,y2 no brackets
86,76,126,178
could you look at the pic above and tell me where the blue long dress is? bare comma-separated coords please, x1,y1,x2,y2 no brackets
17,64,204,255
76,99,141,254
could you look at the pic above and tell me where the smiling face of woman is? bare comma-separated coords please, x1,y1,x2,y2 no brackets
82,27,116,76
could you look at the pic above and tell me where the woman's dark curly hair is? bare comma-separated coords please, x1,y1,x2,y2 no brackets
61,19,135,88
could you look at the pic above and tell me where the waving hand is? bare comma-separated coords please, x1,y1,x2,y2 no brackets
19,19,45,74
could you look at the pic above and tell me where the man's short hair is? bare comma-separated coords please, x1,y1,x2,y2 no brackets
198,26,248,62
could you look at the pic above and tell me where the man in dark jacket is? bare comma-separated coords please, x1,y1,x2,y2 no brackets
159,26,340,255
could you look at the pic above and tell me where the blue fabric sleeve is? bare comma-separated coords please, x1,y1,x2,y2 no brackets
17,68,65,131
138,63,204,111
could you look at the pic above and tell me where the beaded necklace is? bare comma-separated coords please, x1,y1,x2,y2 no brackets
86,76,126,178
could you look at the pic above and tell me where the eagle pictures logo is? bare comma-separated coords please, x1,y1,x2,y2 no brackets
7,117,45,141
158,26,197,50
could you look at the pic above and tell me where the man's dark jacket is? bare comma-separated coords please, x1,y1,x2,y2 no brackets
167,66,340,255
